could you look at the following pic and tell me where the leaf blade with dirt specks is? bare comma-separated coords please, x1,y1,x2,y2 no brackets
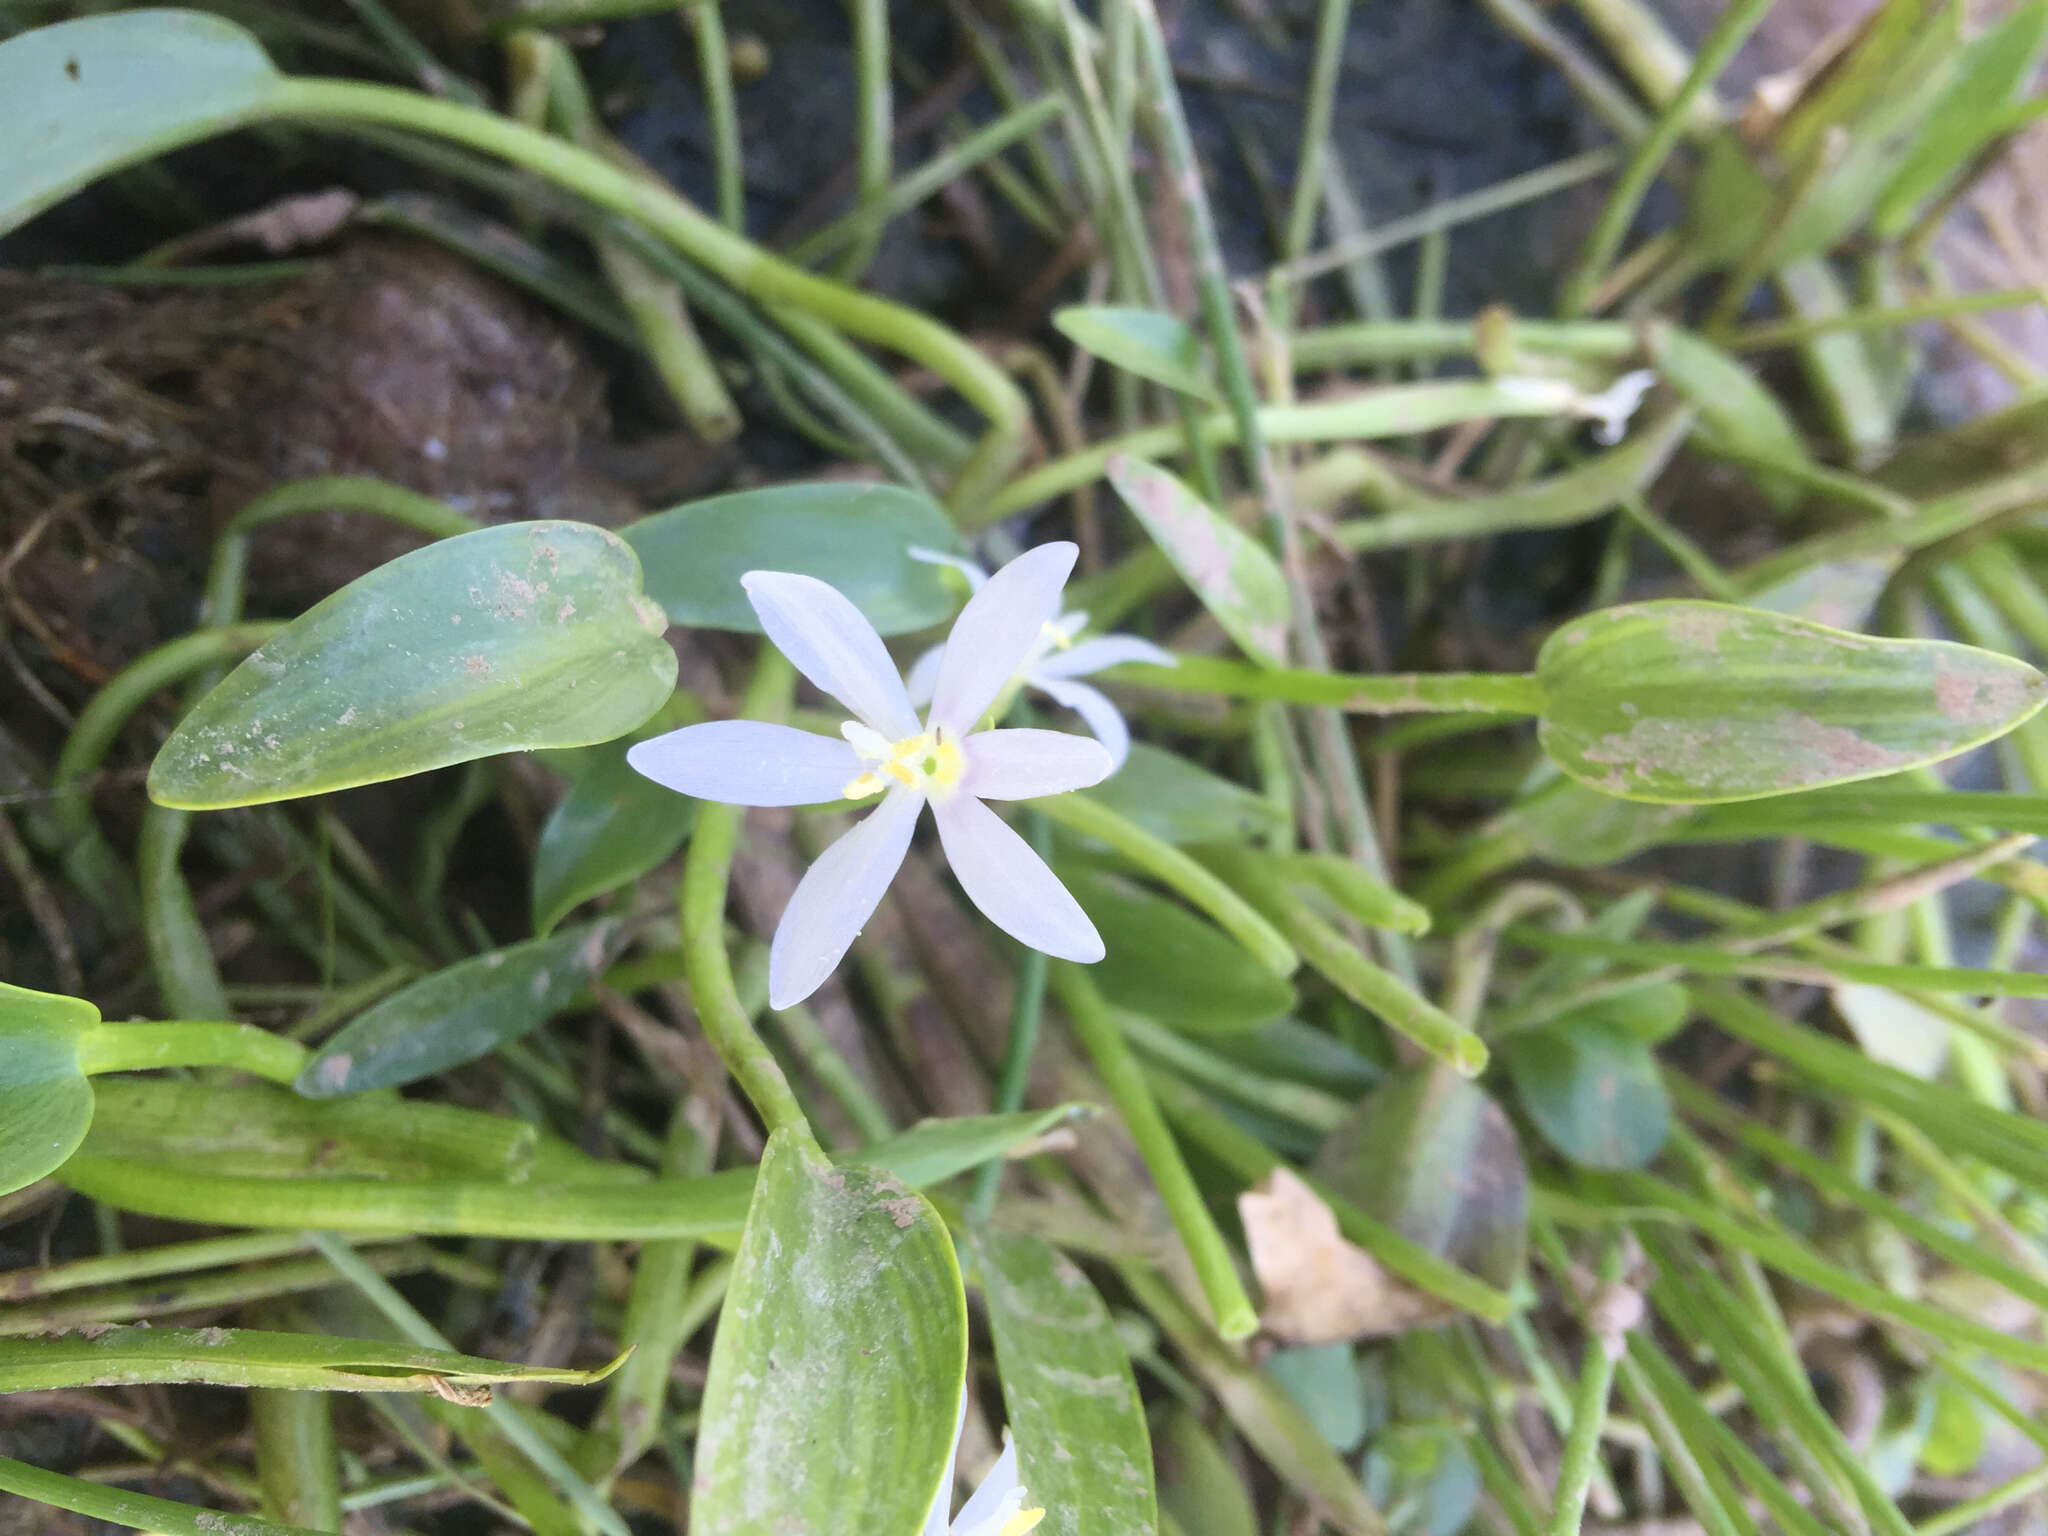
297,922,626,1096
974,1227,1158,1536
623,482,967,636
691,1130,965,1536
1055,306,1219,401
1536,600,2047,803
150,522,677,810
0,10,287,238
0,982,96,1198
1107,456,1292,666
0,1326,622,1394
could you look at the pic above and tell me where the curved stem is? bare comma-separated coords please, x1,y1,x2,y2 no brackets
1052,965,1258,1342
1111,654,1545,715
679,649,816,1146
268,76,1027,510
74,1020,310,1084
52,623,283,913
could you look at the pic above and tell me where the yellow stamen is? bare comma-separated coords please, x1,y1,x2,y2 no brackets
1003,1509,1046,1536
839,725,966,801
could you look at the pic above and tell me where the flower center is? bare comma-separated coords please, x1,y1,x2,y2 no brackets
840,722,965,801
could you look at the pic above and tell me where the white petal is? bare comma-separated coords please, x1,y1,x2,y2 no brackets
742,571,920,738
627,722,861,806
960,728,1112,801
933,795,1104,962
1032,676,1131,769
951,1439,1021,1535
922,1390,969,1536
769,787,922,1007
905,642,946,707
1033,634,1178,680
929,543,1077,735
908,545,990,592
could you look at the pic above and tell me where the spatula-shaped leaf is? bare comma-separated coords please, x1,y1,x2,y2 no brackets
622,483,967,636
297,921,624,1096
1501,1014,1670,1171
1537,600,2047,803
974,1227,1157,1536
0,10,287,237
1063,865,1295,1033
1311,1063,1527,1292
1055,306,1219,401
532,741,693,934
693,1130,965,1536
1107,455,1291,665
0,981,96,1198
150,522,676,810
0,1455,323,1536
0,1326,620,1394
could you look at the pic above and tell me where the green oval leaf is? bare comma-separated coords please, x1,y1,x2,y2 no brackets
0,10,285,238
974,1228,1158,1536
622,483,966,636
1063,865,1296,1032
297,921,625,1096
1264,1344,1369,1454
0,1326,619,1394
0,981,96,1198
1311,1063,1527,1292
1054,306,1219,401
1107,455,1292,665
149,522,676,810
532,741,693,934
1082,744,1288,847
1501,1015,1670,1171
693,1130,965,1536
1536,600,2048,803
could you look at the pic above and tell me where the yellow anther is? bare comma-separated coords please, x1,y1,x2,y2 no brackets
839,724,965,801
1003,1508,1046,1536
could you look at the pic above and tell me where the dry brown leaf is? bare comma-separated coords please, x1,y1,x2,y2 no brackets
1237,1167,1452,1344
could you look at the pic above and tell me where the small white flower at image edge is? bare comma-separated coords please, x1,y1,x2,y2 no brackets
626,543,1112,1009
924,1394,1046,1536
905,545,1176,769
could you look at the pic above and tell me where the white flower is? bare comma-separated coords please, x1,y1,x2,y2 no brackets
627,543,1111,1008
905,548,1175,768
925,1409,1045,1536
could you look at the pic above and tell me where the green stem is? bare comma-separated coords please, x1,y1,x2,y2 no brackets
1196,843,1487,1075
793,97,1064,267
1275,148,1624,288
1730,286,2045,351
268,75,1027,510
1556,0,1779,315
681,649,816,1146
970,810,1054,1218
1027,791,1297,976
1543,1236,1626,1536
687,0,744,229
252,1372,341,1532
1052,965,1258,1341
977,378,1639,524
51,622,282,911
75,1020,309,1084
0,1455,324,1536
1108,654,1545,715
